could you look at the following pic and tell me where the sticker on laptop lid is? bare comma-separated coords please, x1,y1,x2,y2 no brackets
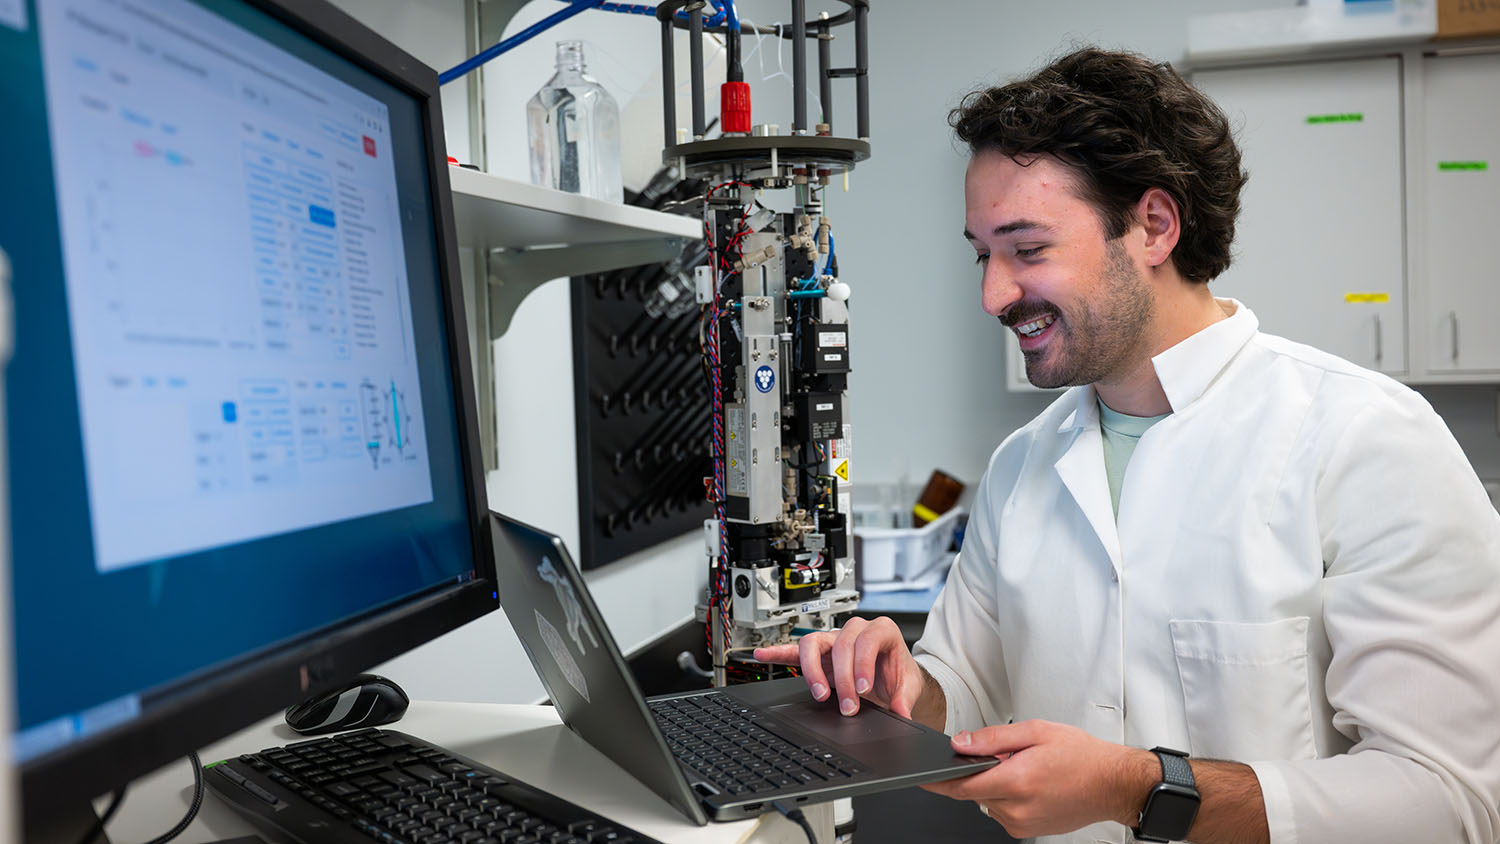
536,609,590,703
539,556,599,654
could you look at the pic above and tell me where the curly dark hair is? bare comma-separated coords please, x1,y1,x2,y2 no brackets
951,47,1247,283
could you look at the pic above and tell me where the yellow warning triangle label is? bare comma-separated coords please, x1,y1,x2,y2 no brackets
833,460,850,482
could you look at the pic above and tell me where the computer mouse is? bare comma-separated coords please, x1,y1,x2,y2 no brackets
284,673,410,735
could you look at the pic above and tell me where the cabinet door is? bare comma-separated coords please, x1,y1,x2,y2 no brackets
1423,52,1500,373
1194,58,1406,373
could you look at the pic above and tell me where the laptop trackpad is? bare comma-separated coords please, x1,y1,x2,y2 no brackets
769,701,921,745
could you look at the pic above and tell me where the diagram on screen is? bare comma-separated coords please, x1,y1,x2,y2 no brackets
359,377,417,469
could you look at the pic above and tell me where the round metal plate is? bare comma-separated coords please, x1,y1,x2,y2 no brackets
662,135,871,174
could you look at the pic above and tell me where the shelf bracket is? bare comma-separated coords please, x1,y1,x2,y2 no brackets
485,238,686,338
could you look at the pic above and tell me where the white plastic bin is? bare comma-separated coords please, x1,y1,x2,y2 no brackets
854,507,966,585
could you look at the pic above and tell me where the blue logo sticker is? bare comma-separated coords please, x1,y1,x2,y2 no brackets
754,365,776,393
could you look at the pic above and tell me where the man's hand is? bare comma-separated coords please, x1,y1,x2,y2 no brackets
921,720,1157,839
752,616,933,723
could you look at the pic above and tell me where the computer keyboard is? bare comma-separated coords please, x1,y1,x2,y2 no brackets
205,727,664,844
648,692,867,796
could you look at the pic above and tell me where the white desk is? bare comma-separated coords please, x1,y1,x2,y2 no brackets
101,701,832,844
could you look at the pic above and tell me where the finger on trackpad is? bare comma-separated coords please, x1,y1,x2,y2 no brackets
769,700,921,744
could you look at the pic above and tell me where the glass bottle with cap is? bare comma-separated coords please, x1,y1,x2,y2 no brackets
526,40,623,202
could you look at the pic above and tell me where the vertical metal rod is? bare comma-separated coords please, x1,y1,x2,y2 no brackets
463,0,494,470
476,249,497,470
792,0,807,133
1451,312,1460,362
710,603,727,687
855,2,869,139
690,6,706,138
1373,314,1383,364
817,19,832,129
463,0,487,170
661,18,676,149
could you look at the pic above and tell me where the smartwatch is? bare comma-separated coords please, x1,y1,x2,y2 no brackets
1134,746,1200,842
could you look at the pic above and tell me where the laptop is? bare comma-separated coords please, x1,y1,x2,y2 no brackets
490,511,998,824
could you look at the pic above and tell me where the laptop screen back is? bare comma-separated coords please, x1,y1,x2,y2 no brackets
490,513,707,825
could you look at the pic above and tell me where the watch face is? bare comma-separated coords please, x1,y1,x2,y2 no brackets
1144,784,1200,840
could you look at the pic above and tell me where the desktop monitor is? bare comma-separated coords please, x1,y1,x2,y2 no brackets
0,0,496,831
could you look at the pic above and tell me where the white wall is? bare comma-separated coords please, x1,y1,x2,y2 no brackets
479,1,731,186
817,0,1500,489
324,0,472,163
327,0,712,704
825,0,1244,486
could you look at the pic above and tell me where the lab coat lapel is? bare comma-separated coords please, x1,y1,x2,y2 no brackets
1053,391,1123,578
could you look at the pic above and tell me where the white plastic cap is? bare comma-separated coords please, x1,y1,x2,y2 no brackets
826,281,851,302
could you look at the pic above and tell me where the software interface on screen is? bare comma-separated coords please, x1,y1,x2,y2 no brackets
2,0,476,765
42,0,434,571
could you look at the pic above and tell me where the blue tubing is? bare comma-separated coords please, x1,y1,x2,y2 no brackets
697,2,728,27
442,0,731,87
439,0,606,85
566,0,727,26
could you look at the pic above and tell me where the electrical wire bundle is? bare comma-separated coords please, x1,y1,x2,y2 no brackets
701,179,755,669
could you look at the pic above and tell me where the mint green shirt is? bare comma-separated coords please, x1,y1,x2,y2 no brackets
1098,399,1170,518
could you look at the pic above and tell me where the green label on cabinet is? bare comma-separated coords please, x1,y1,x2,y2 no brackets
1437,161,1488,172
1306,113,1364,124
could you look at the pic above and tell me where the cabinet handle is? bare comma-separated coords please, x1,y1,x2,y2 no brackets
1373,314,1383,364
1451,311,1460,362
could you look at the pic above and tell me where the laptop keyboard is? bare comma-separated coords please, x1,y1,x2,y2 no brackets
648,692,867,796
206,728,662,844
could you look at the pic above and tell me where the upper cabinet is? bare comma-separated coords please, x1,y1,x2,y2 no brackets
1183,41,1500,386
1421,51,1500,374
1194,57,1407,375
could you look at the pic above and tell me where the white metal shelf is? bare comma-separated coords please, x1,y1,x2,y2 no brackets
448,166,701,339
450,166,699,254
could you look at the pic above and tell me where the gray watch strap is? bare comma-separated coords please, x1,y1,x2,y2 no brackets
1156,748,1194,788
1134,747,1199,842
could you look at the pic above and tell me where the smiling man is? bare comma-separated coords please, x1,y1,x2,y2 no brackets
756,48,1500,843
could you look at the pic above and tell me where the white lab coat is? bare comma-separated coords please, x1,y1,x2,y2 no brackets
912,301,1500,844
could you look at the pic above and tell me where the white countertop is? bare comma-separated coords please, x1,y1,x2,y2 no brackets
98,700,830,844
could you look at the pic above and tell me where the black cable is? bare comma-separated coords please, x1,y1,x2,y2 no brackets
142,752,205,844
726,22,743,82
74,786,128,844
773,800,819,844
72,752,206,844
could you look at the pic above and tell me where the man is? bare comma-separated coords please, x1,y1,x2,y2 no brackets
755,48,1500,843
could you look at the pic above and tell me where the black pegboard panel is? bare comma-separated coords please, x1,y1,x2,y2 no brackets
570,259,713,570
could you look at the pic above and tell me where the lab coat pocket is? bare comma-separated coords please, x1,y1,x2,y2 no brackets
1169,617,1316,762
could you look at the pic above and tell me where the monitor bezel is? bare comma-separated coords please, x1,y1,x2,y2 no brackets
20,0,498,817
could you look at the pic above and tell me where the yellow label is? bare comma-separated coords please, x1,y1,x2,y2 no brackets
833,460,850,482
913,503,941,524
784,570,817,590
1344,292,1390,303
